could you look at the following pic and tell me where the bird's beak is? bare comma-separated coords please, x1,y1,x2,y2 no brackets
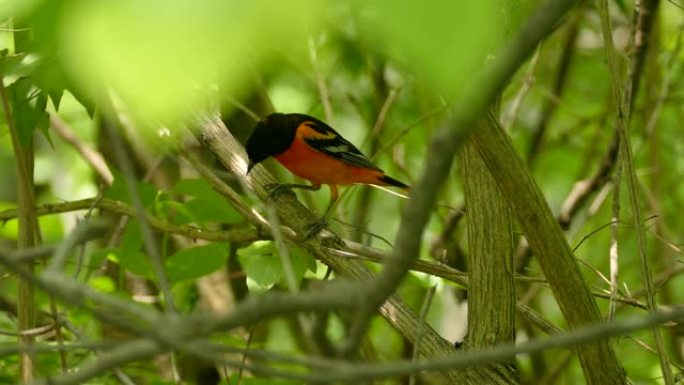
246,160,256,175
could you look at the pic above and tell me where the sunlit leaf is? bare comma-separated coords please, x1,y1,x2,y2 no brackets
171,178,243,224
8,77,49,146
237,241,314,288
88,276,116,293
105,170,159,209
0,0,43,19
32,56,67,110
238,241,282,288
110,220,155,278
59,0,320,125
165,243,229,284
356,0,501,95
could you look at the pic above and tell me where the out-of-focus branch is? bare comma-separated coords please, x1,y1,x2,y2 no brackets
0,45,39,382
50,114,114,186
101,106,176,313
558,134,619,228
196,115,485,383
0,198,263,244
597,0,674,383
345,0,582,358
526,6,583,163
28,295,684,385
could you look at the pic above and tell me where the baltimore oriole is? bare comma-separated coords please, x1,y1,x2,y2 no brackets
245,113,409,215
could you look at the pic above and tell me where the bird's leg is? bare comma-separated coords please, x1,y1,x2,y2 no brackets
304,185,339,238
265,182,321,200
323,185,339,217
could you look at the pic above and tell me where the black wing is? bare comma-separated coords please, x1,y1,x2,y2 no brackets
301,119,382,171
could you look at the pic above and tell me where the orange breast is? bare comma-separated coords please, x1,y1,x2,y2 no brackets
274,136,385,186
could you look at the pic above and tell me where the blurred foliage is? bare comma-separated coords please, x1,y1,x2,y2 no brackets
0,0,683,384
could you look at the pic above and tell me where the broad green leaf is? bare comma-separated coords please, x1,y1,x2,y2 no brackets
110,220,155,278
110,249,153,279
161,200,195,226
60,0,320,125
170,280,199,313
0,0,43,18
105,169,159,209
357,0,500,96
238,242,282,287
88,248,111,271
171,178,243,224
8,77,49,146
165,243,229,284
0,53,38,87
32,56,67,110
33,91,52,146
290,247,317,277
88,276,115,293
0,311,15,333
237,241,315,287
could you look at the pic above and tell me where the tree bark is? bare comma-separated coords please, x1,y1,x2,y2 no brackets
459,118,518,384
471,112,626,384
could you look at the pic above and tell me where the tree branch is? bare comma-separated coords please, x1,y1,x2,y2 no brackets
471,111,626,384
597,0,673,382
459,120,517,383
347,0,582,357
196,115,492,383
0,198,263,244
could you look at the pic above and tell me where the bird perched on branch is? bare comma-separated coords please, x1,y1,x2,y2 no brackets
245,112,409,215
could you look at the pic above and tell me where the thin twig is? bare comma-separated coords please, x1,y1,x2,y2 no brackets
597,0,674,382
0,198,263,245
102,103,177,312
50,113,114,185
309,36,334,124
342,0,585,358
527,6,583,163
502,44,542,131
409,285,436,385
0,50,39,382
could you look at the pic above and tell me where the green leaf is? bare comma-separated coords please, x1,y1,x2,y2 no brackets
88,276,115,293
110,220,155,278
237,241,315,288
166,243,229,284
358,0,500,95
0,53,36,87
105,169,159,208
237,241,282,287
171,179,243,224
59,0,321,125
67,84,96,117
32,56,67,110
111,249,153,278
8,77,49,146
88,248,111,272
290,246,317,277
34,91,52,147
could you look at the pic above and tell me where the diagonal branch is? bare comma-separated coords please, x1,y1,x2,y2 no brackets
471,112,626,384
196,115,501,383
597,0,674,383
345,0,583,357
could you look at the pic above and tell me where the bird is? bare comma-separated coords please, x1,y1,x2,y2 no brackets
244,112,409,216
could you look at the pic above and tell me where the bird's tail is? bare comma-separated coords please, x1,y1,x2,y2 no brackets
377,174,409,190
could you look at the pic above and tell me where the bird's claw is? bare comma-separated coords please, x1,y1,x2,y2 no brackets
303,216,328,239
265,183,293,200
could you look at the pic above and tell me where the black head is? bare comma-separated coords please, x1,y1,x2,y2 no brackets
244,113,306,173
